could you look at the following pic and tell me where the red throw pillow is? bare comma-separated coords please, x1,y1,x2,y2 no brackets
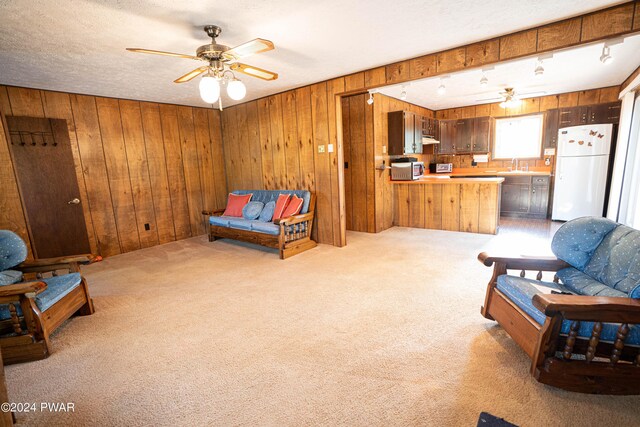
223,193,252,217
272,194,291,221
282,195,303,218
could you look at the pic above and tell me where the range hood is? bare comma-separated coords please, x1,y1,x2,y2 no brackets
422,136,440,145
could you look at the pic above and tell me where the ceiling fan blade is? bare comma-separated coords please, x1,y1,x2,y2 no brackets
174,66,209,83
126,48,200,61
230,63,278,81
222,38,274,60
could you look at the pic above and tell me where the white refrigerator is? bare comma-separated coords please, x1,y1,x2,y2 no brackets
552,123,613,221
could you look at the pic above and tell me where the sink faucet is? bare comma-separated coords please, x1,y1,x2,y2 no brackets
509,158,519,172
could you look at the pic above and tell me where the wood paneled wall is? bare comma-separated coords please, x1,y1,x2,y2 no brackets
434,86,621,169
0,86,227,258
219,82,345,245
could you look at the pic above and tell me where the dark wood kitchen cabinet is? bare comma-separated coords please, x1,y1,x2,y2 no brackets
558,102,620,128
388,111,423,155
500,175,550,219
438,117,491,154
544,109,559,148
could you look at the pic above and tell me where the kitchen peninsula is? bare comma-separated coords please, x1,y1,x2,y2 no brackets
392,168,552,235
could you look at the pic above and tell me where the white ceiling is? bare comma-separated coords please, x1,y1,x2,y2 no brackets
378,35,640,110
0,0,628,109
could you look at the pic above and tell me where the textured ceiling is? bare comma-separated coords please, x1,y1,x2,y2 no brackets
0,0,627,109
379,35,640,110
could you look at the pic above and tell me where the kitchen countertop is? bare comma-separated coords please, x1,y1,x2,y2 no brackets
392,176,505,184
434,167,552,177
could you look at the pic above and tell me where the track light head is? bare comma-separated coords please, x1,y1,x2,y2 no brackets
437,84,446,95
400,85,407,100
367,92,374,105
534,61,544,77
600,46,613,64
480,75,488,86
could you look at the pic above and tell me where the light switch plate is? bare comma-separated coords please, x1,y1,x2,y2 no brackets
382,145,387,154
544,148,556,156
318,145,325,153
328,144,334,153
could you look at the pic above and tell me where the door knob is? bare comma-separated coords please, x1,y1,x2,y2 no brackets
67,198,80,205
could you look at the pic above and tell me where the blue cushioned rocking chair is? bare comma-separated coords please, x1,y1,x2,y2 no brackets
0,230,97,364
479,217,640,395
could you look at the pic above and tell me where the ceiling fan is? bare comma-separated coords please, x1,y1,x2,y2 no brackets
475,87,546,108
127,25,278,107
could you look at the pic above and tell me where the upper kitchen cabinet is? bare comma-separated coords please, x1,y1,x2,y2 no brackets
388,111,437,155
388,111,422,155
558,102,621,127
438,117,492,154
543,109,559,148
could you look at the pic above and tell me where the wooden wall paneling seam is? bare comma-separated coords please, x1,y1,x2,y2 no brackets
192,107,219,220
220,106,237,192
206,109,228,208
118,99,160,248
69,94,121,256
40,90,99,254
235,103,253,189
281,91,301,189
140,102,177,243
158,104,191,240
95,97,141,252
268,95,287,189
176,106,205,236
327,78,346,246
295,86,316,193
257,98,276,190
245,102,264,190
341,97,353,230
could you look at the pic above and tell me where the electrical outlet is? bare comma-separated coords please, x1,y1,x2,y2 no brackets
318,145,325,153
144,223,150,231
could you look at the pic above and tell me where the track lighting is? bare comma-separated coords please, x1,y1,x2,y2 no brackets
367,91,374,105
600,45,613,64
534,60,544,77
400,85,407,100
480,74,488,86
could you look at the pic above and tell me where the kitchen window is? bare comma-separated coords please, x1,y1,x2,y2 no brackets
493,114,544,159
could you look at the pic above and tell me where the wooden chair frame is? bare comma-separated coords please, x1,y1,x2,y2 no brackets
0,255,97,364
202,193,317,259
479,252,640,395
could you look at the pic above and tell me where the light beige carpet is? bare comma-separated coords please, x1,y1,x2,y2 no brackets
5,227,640,426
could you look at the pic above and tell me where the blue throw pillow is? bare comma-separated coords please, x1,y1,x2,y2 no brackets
259,201,276,222
242,201,264,220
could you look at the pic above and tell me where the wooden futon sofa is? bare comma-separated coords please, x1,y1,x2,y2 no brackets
202,190,317,259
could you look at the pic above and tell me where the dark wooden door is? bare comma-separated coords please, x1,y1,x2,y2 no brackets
403,111,415,154
472,117,491,153
7,116,90,258
500,176,531,214
530,177,550,216
544,109,559,148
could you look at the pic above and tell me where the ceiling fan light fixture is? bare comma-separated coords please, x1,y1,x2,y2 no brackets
199,75,221,104
227,78,247,100
600,46,613,64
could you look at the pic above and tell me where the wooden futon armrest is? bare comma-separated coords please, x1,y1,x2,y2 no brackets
0,281,47,298
18,254,101,274
274,212,314,226
533,294,640,324
478,252,569,271
202,209,225,216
